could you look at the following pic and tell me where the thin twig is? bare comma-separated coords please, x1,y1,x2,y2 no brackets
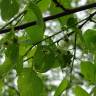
23,10,96,58
90,19,96,23
0,10,27,30
23,30,64,57
0,3,96,34
15,13,25,26
69,11,96,83
53,0,68,11
23,31,74,62
79,11,96,29
23,56,34,62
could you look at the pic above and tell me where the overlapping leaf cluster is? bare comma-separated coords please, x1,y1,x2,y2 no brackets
0,0,96,96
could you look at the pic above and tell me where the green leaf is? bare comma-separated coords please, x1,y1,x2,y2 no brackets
15,57,23,74
33,45,56,72
49,3,73,27
83,29,96,52
38,0,51,12
76,29,85,49
29,2,45,30
0,58,13,79
18,69,43,96
59,0,71,8
25,2,45,44
8,88,17,96
0,0,19,20
54,79,69,96
67,17,77,28
73,86,90,96
4,34,23,74
80,61,96,83
5,38,19,64
0,80,3,95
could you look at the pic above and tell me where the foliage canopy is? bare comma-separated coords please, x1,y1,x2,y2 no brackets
0,0,96,96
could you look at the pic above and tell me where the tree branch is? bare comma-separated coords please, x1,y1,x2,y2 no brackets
78,11,96,29
52,0,68,11
0,3,96,34
23,9,96,57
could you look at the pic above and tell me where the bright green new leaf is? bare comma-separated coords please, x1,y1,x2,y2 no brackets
0,0,19,20
73,86,90,96
80,61,96,83
54,79,69,96
25,2,45,44
18,69,43,96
